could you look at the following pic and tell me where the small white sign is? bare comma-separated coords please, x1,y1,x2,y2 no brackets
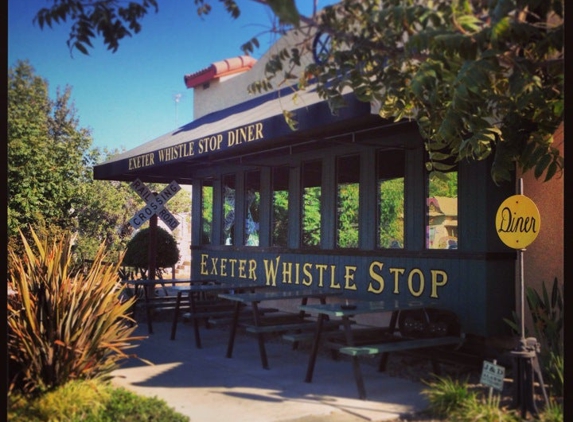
480,360,505,391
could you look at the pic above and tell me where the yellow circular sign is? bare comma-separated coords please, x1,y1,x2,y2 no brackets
495,194,541,249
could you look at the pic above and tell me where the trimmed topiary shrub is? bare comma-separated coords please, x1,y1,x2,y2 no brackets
122,227,180,276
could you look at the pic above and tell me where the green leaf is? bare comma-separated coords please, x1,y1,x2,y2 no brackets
266,0,300,26
222,0,240,19
550,277,559,309
490,16,511,44
429,161,456,172
428,169,450,182
283,110,298,131
456,14,483,32
544,161,558,182
427,151,452,161
534,152,552,179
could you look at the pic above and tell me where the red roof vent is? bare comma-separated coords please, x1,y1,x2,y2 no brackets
184,56,257,89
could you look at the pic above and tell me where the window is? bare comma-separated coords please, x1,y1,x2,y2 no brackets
222,174,236,245
302,160,322,248
337,155,360,248
377,149,405,249
245,171,260,246
426,171,458,249
201,181,213,245
272,166,289,247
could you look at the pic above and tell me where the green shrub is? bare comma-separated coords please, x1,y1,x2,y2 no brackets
421,374,477,418
538,398,564,422
504,277,564,398
8,379,110,421
85,385,190,422
122,226,180,277
7,229,145,395
545,351,564,398
422,374,562,422
454,395,519,422
527,278,564,397
8,380,190,422
528,278,563,355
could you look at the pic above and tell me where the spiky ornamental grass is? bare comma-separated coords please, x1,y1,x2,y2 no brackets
7,229,147,395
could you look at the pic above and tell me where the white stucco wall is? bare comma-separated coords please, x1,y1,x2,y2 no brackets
192,25,318,119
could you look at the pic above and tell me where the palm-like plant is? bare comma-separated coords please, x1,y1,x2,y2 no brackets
7,229,145,395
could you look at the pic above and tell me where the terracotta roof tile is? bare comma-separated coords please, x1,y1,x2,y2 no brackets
184,56,257,89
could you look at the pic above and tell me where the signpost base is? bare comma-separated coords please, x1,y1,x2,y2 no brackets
146,214,158,299
510,337,548,419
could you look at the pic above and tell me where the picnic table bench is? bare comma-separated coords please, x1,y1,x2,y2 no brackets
169,281,271,348
338,334,463,369
299,300,464,399
283,325,385,355
245,315,346,351
219,289,342,369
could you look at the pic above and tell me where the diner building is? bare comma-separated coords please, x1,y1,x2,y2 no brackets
94,28,564,340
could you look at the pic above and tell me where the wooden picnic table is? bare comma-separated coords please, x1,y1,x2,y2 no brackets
169,281,270,348
121,278,217,334
299,300,464,399
122,278,217,298
218,289,342,370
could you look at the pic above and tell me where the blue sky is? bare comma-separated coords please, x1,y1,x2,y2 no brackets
8,1,335,153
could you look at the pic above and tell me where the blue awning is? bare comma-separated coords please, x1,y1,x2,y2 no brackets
93,87,375,183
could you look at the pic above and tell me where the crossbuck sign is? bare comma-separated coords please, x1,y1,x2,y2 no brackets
129,178,181,230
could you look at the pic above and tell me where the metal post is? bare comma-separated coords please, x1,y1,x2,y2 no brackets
518,179,526,340
147,213,158,297
510,178,548,418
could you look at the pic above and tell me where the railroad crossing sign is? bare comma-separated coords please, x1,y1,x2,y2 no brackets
129,178,181,230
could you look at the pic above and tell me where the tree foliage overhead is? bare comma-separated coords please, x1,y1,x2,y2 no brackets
252,0,564,184
8,60,92,241
75,149,140,260
7,60,139,259
34,0,159,55
8,60,193,261
33,0,564,183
